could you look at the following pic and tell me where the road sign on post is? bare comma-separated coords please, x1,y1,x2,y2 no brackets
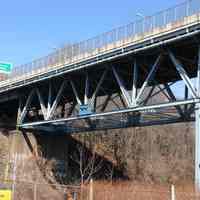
0,190,11,200
0,62,12,74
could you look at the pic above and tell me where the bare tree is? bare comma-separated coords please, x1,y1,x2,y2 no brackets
71,143,103,185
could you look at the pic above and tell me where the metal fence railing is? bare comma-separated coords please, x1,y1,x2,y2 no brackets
0,179,84,200
2,0,200,85
1,179,200,200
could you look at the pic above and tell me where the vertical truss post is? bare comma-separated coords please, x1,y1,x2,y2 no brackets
36,88,47,120
47,82,52,115
195,45,200,190
17,97,22,126
84,73,89,105
70,80,82,105
184,86,189,117
131,60,138,107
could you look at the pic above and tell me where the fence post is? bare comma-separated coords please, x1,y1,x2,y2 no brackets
12,154,17,200
33,183,37,200
171,185,175,200
89,179,94,200
73,192,77,200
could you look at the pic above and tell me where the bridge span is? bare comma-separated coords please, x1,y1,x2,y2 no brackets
1,0,200,188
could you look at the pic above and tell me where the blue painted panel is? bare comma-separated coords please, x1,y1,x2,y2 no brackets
79,104,93,116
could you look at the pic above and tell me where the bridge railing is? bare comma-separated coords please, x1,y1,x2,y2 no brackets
2,0,200,85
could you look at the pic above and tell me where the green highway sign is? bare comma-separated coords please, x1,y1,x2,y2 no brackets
0,62,12,74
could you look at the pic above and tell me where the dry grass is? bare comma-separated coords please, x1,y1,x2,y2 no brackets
88,181,200,200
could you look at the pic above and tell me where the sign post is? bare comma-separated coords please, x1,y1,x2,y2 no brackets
0,190,11,200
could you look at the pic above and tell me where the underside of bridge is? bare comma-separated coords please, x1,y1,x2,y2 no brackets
4,32,200,133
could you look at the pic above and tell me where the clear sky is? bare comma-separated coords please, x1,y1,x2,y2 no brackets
0,0,184,66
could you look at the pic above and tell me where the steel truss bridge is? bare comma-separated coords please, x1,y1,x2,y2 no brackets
1,0,200,188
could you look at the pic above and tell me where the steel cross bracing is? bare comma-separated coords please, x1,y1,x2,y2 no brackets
18,49,200,130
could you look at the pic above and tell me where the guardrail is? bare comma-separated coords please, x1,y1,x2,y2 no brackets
2,0,200,86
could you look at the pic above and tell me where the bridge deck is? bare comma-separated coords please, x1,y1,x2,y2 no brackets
0,0,200,94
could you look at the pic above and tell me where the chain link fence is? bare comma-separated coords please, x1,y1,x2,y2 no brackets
91,182,200,200
0,179,88,200
93,189,200,200
1,180,200,200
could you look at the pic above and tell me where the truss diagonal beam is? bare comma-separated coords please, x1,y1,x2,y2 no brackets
168,51,197,98
187,104,195,117
112,66,131,107
143,82,175,102
17,97,22,125
36,88,47,120
46,81,66,120
136,55,161,104
70,80,82,105
156,85,170,100
19,89,36,124
90,69,108,107
99,94,112,112
143,86,155,105
132,60,138,106
47,82,52,115
164,83,185,118
84,73,89,105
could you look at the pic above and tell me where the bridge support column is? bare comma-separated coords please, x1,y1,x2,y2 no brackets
195,103,200,190
195,45,200,190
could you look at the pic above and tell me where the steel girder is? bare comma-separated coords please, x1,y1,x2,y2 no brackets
17,50,200,128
